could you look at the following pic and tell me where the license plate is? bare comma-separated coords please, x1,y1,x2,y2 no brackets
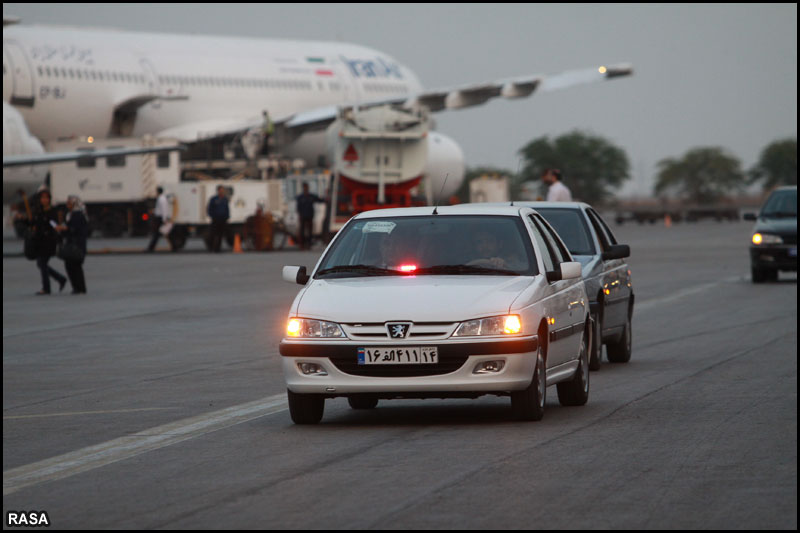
789,247,797,257
358,346,438,365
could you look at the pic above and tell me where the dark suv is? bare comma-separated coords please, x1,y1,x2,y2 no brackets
744,186,797,283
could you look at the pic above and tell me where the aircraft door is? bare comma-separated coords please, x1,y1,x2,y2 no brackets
139,58,162,109
3,40,35,107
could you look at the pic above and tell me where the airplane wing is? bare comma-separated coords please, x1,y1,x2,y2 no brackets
153,63,632,142
284,62,633,128
3,144,185,168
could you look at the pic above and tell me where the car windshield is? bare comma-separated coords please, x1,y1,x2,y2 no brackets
316,215,538,278
760,189,797,218
535,208,596,256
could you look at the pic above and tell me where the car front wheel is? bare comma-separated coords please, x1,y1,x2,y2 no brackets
287,389,325,424
511,344,545,421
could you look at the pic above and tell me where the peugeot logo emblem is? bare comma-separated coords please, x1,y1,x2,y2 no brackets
386,322,411,339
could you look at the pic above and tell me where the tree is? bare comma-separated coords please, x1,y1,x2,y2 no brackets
517,131,630,203
655,147,746,204
750,138,797,191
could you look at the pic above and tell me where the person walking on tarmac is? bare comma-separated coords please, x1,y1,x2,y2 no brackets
207,185,230,253
261,110,274,157
56,195,89,294
296,182,323,250
541,168,573,202
31,188,67,295
146,186,171,252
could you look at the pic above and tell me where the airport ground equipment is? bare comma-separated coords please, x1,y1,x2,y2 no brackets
469,174,510,203
47,136,182,237
325,104,431,233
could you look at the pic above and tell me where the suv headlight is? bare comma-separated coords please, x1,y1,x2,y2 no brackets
286,318,344,338
752,233,783,245
453,315,522,337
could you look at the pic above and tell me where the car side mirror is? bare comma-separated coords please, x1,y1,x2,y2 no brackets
601,244,630,261
546,261,582,282
282,265,309,285
743,213,757,221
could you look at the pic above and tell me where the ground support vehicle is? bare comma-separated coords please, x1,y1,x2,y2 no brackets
279,205,592,424
48,136,181,237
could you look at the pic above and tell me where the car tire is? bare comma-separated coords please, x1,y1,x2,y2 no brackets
287,389,324,424
557,323,590,406
607,308,632,363
348,396,379,410
588,312,602,371
511,343,545,421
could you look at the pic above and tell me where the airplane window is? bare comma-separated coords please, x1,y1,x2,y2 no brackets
68,69,75,78
112,72,118,82
45,66,51,77
77,70,83,79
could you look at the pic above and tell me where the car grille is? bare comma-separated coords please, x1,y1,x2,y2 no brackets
341,322,457,341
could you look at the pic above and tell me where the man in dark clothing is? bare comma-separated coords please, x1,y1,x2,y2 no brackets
296,183,323,250
207,185,230,253
31,189,67,295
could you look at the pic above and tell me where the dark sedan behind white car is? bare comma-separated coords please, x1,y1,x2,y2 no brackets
498,202,634,370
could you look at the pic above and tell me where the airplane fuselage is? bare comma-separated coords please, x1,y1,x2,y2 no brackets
3,25,424,141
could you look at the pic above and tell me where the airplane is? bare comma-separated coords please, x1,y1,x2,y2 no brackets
3,18,632,205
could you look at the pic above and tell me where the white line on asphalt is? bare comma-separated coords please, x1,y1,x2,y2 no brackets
635,274,743,313
3,407,177,420
2,394,288,496
2,274,747,497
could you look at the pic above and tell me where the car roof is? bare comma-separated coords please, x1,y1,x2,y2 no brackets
354,205,530,219
465,201,590,210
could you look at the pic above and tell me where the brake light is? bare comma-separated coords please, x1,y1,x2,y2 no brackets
399,264,417,273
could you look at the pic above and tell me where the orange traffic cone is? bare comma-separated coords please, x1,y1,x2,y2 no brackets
664,214,672,228
233,233,243,253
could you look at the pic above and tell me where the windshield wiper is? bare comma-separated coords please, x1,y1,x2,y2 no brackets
315,265,401,278
417,264,522,276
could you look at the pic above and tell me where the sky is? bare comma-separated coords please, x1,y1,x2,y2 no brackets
3,3,797,197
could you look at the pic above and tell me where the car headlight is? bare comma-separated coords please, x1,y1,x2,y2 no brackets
286,318,344,338
752,233,783,245
453,315,522,337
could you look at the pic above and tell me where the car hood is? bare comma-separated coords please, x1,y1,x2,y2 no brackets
754,217,797,237
295,275,535,323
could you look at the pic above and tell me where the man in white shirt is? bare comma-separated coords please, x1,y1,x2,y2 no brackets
146,186,170,252
542,169,573,202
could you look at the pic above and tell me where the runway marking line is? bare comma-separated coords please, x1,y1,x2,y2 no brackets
2,394,289,496
0,273,750,497
3,407,177,420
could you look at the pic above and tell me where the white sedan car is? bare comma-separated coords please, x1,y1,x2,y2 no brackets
280,205,592,424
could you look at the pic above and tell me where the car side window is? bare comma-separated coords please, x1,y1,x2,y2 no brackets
534,214,574,263
585,209,612,251
527,215,556,273
588,208,619,246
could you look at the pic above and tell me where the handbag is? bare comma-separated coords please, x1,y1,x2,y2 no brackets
57,240,85,262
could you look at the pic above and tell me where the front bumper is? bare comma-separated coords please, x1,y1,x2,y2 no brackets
279,336,538,395
750,245,798,271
